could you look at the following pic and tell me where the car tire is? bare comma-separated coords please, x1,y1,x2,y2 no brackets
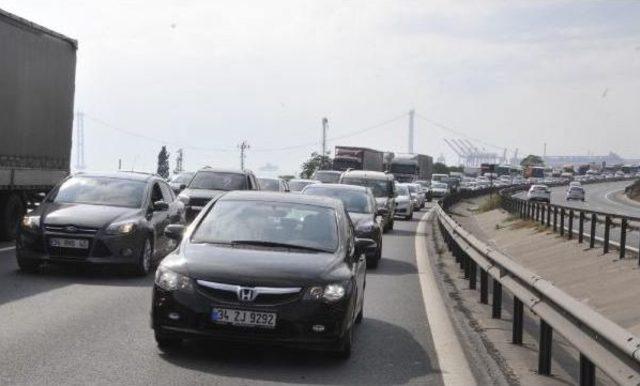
133,237,153,276
405,211,413,220
17,257,40,273
333,326,352,359
155,331,182,351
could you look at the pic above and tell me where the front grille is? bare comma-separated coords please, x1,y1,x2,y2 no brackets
196,282,303,306
44,224,99,235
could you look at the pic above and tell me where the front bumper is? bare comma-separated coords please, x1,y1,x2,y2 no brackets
16,228,144,265
151,286,352,350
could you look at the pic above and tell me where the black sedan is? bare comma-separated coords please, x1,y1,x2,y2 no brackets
16,171,185,275
152,191,372,358
301,183,382,268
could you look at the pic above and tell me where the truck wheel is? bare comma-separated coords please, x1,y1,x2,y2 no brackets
0,194,25,241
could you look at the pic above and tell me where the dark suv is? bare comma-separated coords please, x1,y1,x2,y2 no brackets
16,171,185,275
177,167,260,221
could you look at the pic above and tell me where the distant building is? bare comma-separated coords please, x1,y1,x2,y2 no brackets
543,152,625,168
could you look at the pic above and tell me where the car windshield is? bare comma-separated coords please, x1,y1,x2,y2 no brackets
314,171,341,183
189,172,246,190
259,178,280,191
52,176,147,208
289,180,316,191
396,185,409,196
170,173,194,184
341,177,388,198
303,186,373,214
432,183,448,189
192,200,338,252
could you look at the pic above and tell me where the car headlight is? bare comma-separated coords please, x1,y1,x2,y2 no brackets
105,222,137,235
306,283,346,303
177,195,190,205
154,266,194,292
21,215,40,230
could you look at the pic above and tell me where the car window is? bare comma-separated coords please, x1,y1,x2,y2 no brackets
159,182,174,202
52,176,147,208
302,186,373,214
189,172,247,190
396,185,409,196
192,200,339,252
341,177,388,198
151,183,164,203
259,178,281,191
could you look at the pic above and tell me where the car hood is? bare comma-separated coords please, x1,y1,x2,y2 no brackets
349,212,374,228
41,203,141,229
181,189,227,201
169,243,349,286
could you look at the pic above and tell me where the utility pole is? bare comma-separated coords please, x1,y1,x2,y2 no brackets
238,141,250,171
408,109,415,153
75,111,85,170
118,159,121,170
321,117,328,157
174,148,184,174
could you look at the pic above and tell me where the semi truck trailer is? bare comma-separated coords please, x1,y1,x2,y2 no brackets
332,146,384,172
0,9,77,240
388,153,433,182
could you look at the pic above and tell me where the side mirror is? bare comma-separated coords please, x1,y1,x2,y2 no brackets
164,224,186,241
153,200,169,211
354,238,376,256
179,184,187,191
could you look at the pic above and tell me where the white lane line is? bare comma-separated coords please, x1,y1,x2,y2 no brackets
415,210,477,386
0,246,15,252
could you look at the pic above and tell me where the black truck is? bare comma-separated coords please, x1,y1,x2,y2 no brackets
332,146,384,172
0,9,77,240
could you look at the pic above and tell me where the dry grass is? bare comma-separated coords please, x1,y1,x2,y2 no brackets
477,195,502,213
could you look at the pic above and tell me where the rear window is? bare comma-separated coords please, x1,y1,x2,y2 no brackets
189,172,246,191
341,177,389,198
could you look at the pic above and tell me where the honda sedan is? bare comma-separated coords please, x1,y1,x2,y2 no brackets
151,191,372,358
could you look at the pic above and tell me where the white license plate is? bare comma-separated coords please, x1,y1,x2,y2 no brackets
211,308,277,328
49,238,89,249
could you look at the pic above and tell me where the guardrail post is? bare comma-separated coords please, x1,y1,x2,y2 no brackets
590,213,597,248
604,216,611,254
578,211,584,243
580,354,595,386
618,218,628,259
541,205,546,225
469,259,477,289
568,210,574,240
535,203,540,222
512,297,523,345
546,204,551,226
553,207,558,232
492,280,502,319
480,270,488,304
463,251,470,279
538,320,553,376
560,208,565,237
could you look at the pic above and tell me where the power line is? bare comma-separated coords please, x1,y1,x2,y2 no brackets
413,112,505,151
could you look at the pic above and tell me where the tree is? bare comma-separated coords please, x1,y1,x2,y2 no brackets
156,146,170,178
300,151,331,179
520,154,544,167
433,162,464,174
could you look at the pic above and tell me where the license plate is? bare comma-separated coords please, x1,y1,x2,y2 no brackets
211,308,277,328
49,238,89,249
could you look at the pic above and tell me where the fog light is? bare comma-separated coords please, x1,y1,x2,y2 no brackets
121,248,133,257
312,324,325,333
168,312,180,320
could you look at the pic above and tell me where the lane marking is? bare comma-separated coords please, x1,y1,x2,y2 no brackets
415,210,477,386
0,246,15,253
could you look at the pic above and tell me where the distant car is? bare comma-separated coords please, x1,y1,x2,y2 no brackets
408,183,426,209
16,171,186,275
339,170,396,232
152,191,371,358
258,177,289,192
526,185,551,203
569,181,581,188
429,182,450,198
178,167,260,221
394,183,414,220
302,184,382,268
288,179,321,192
313,170,343,184
168,172,194,193
566,186,585,201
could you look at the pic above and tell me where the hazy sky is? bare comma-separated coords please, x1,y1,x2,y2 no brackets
4,0,640,175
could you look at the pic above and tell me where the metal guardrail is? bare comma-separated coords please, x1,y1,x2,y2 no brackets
436,205,640,385
500,179,640,261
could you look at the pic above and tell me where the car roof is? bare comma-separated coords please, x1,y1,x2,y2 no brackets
315,170,342,175
290,178,321,183
305,183,369,192
220,191,342,209
341,170,391,179
73,171,157,182
196,167,250,174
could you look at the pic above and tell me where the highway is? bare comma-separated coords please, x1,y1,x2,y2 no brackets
0,211,486,386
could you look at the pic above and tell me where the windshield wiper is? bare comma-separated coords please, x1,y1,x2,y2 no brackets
229,240,329,253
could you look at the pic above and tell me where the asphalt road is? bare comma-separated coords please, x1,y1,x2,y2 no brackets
514,180,640,253
0,214,452,385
